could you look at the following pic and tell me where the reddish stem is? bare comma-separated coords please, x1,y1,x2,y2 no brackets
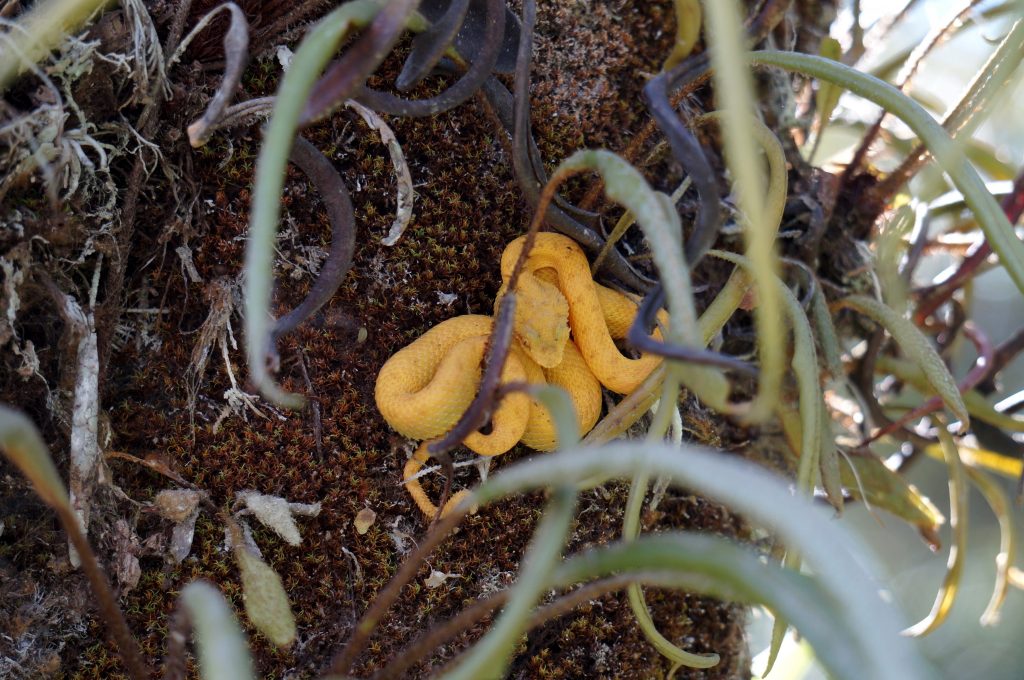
914,170,1024,324
861,321,992,445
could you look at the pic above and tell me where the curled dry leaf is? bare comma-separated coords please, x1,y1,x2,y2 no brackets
345,99,413,246
141,532,166,555
153,488,202,523
169,2,250,148
169,508,202,564
225,517,263,557
424,570,460,588
112,519,141,594
153,488,204,563
237,490,321,547
354,507,376,534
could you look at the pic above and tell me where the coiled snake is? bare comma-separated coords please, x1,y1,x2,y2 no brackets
375,233,665,517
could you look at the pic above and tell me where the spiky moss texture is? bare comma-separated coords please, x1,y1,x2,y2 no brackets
0,0,840,678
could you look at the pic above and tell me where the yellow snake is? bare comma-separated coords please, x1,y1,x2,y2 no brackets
374,233,665,517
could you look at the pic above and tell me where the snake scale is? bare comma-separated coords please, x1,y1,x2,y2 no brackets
375,233,665,516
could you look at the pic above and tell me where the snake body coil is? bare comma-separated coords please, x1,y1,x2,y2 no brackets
374,233,665,516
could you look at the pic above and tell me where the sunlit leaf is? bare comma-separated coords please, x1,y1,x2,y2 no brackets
904,424,967,637
751,48,1024,299
842,454,944,531
663,0,702,69
470,442,934,680
966,467,1016,626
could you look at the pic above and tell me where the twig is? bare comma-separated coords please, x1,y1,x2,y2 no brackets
100,0,195,390
327,506,471,675
372,574,642,680
842,0,986,185
295,351,323,459
980,326,1024,393
163,603,190,680
866,16,1024,207
427,291,518,458
914,169,1024,324
105,450,193,489
252,0,331,52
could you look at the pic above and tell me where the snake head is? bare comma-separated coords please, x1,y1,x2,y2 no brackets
497,270,569,368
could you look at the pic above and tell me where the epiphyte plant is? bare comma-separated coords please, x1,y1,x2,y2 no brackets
239,0,1023,674
2,0,1024,676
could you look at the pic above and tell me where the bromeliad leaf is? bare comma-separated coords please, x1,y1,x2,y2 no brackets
177,581,258,680
841,453,944,533
750,47,1024,299
834,294,969,430
0,405,71,511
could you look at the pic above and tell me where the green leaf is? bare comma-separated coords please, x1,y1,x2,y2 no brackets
819,405,844,511
835,294,969,431
227,513,296,648
841,453,944,531
445,486,577,680
814,38,844,131
750,47,1024,299
704,1,784,423
876,205,915,315
179,581,257,680
549,149,729,410
0,405,70,511
470,442,934,680
663,0,702,69
551,533,864,679
809,284,844,380
875,355,1024,434
245,0,383,409
623,470,720,670
233,546,297,648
